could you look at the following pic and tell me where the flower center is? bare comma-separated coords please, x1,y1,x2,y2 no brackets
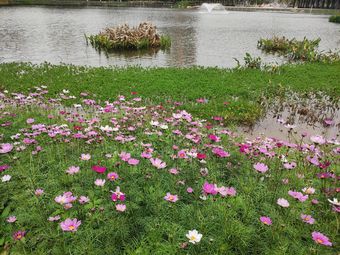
316,238,323,244
190,236,196,241
68,225,75,230
17,234,22,239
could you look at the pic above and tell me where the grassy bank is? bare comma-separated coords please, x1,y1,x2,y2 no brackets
0,62,339,254
0,62,339,125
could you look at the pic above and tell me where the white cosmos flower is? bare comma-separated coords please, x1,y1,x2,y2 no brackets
328,198,340,206
1,175,11,182
186,229,203,244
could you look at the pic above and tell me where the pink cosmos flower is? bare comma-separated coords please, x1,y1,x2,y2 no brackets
107,172,119,181
115,204,126,212
300,214,315,224
312,199,319,205
0,143,13,154
119,151,131,162
218,187,237,197
212,147,230,158
277,198,290,207
111,187,126,202
54,192,77,205
12,230,26,241
187,187,194,193
302,187,315,194
92,165,107,174
150,158,166,169
311,231,332,246
260,216,272,225
164,193,179,202
283,162,297,170
48,215,61,222
66,166,80,175
202,182,218,195
128,158,139,165
208,134,220,142
169,168,179,175
141,151,152,158
79,196,90,204
288,190,308,202
310,135,326,145
177,150,188,159
26,118,35,124
80,154,91,160
60,218,81,232
94,179,106,186
253,163,268,173
7,216,17,223
34,189,44,196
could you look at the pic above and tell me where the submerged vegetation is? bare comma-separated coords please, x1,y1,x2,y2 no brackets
86,22,171,51
329,15,340,23
258,36,340,62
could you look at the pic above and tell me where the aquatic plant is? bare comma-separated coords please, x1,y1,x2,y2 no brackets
258,36,340,62
329,15,340,23
86,22,171,51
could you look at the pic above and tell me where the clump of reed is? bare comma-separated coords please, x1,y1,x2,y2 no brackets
86,22,171,51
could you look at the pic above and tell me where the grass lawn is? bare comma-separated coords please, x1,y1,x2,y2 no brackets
0,62,339,254
0,62,339,125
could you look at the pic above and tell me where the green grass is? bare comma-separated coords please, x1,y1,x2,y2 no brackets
0,62,339,254
0,62,339,125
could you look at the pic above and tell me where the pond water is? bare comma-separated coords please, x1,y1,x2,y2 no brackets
0,6,340,67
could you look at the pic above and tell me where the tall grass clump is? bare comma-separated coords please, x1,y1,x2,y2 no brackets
329,15,340,23
86,22,171,51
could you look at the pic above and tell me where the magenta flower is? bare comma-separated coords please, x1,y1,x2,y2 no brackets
111,187,126,202
300,214,315,224
212,147,230,158
115,204,126,212
202,182,218,195
260,216,272,225
164,193,179,202
311,232,332,246
253,163,268,173
150,158,166,169
0,143,13,154
127,158,139,165
12,230,26,241
107,172,119,181
60,218,81,232
91,165,107,174
277,198,290,207
0,165,10,172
